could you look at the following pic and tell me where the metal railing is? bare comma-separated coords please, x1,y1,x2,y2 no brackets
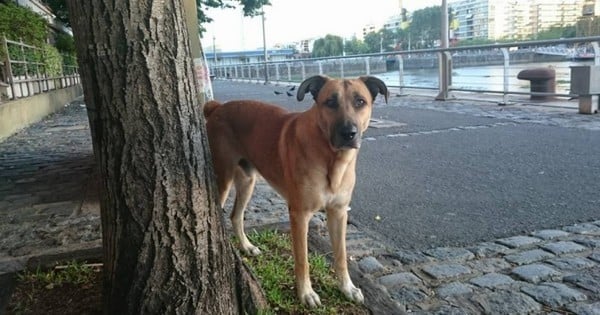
210,36,600,104
0,36,80,102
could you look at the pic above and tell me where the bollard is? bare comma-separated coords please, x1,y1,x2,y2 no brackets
570,65,600,114
517,68,555,100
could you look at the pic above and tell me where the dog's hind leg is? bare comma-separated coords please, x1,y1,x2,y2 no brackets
231,161,261,256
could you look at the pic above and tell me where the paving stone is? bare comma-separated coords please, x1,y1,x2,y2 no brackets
574,237,600,249
496,236,542,248
531,229,571,240
378,272,423,288
546,257,597,271
423,247,475,262
564,268,600,294
471,290,542,314
505,249,555,265
566,302,600,315
392,249,433,265
412,305,472,315
422,263,472,280
468,258,512,274
436,281,474,297
0,258,26,274
564,223,600,235
469,273,515,289
467,242,510,258
541,241,588,255
521,282,587,307
388,286,429,305
512,264,562,283
358,256,385,274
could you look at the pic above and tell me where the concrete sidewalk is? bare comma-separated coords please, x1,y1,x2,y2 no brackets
0,90,599,314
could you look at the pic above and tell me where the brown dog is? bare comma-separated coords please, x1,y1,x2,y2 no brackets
203,75,388,307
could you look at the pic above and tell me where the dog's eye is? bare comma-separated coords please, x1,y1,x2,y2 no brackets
354,98,366,108
325,98,338,108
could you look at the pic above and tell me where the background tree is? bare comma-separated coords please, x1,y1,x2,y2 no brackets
65,0,265,313
533,25,576,40
363,28,397,53
312,34,343,57
408,6,441,49
576,16,600,37
42,0,70,27
196,0,269,33
343,36,369,55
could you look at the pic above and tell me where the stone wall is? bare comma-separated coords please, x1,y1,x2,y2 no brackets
0,85,83,141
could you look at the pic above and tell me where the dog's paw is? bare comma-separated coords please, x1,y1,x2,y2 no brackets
243,245,262,256
341,285,364,303
299,289,322,308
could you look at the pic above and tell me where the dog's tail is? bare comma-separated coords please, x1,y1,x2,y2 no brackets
203,100,221,118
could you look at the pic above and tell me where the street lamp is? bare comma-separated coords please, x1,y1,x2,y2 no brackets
212,36,217,65
261,8,269,84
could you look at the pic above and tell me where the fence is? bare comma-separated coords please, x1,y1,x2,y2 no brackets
0,36,80,102
211,36,600,105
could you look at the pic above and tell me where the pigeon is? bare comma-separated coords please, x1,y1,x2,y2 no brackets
286,91,293,97
274,91,283,95
287,85,296,91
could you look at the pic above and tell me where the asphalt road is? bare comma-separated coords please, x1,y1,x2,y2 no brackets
212,80,600,251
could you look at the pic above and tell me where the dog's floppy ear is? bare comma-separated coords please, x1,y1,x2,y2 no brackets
297,75,329,101
359,76,389,104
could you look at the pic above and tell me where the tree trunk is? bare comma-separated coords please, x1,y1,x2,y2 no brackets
65,1,264,313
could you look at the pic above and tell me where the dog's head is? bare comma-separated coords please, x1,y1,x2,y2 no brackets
297,75,388,151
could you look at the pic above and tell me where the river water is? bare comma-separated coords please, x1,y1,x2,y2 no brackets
377,60,595,95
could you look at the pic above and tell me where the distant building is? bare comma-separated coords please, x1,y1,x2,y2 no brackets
362,23,379,37
451,0,592,41
204,48,295,66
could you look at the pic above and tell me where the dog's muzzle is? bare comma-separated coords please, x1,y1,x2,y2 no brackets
332,121,361,149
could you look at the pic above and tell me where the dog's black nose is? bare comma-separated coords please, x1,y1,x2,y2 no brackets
340,125,358,141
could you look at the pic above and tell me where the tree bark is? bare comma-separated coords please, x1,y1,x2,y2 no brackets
65,1,263,313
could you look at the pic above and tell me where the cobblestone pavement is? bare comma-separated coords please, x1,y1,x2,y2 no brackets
1,93,599,314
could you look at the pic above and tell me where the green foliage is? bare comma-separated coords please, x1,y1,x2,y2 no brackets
42,0,69,27
344,37,369,55
197,0,271,34
576,16,600,37
408,6,441,49
243,230,366,315
312,34,343,57
454,37,506,47
364,28,400,53
40,0,271,36
19,261,96,288
54,32,75,55
43,44,63,76
0,3,48,46
532,25,576,40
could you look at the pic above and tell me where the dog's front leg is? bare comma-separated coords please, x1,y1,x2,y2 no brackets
326,205,364,303
290,209,321,307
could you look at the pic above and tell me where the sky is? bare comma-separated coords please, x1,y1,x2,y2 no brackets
200,0,442,52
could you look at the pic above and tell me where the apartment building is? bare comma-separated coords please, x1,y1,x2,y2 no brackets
451,0,594,41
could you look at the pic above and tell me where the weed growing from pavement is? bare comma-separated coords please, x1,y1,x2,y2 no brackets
18,260,96,289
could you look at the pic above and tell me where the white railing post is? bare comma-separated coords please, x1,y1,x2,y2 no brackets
499,48,510,105
397,55,405,96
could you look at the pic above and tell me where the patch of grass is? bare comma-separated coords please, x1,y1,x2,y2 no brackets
242,230,368,315
9,261,101,315
19,260,96,289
